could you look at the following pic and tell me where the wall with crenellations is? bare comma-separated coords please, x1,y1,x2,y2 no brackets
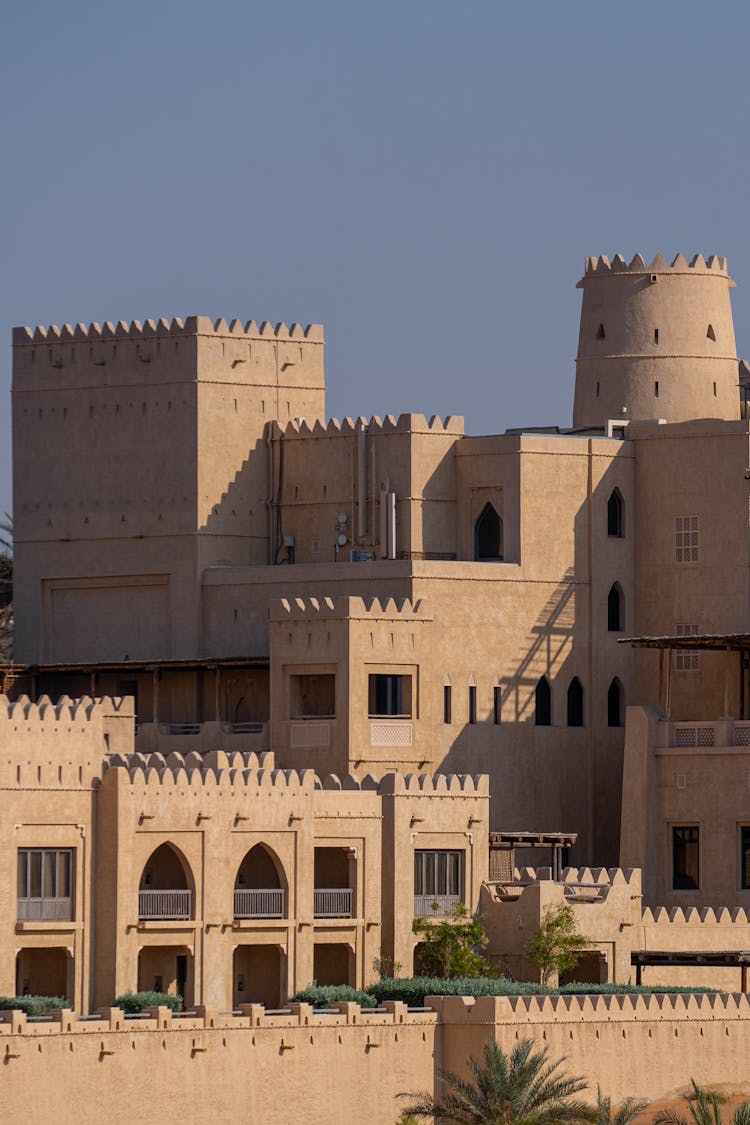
3,993,750,1124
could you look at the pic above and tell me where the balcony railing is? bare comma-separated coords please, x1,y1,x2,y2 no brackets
138,889,192,920
234,888,285,919
414,894,460,917
314,888,353,918
17,897,73,922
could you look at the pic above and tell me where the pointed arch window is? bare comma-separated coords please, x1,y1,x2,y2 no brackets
474,503,503,562
567,678,584,727
707,324,716,342
535,676,552,727
608,584,623,632
596,324,606,340
607,489,624,538
608,678,624,727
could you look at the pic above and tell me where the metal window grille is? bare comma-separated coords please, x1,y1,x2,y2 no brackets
675,515,699,563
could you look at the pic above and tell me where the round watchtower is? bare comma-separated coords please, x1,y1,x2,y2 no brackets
572,252,740,430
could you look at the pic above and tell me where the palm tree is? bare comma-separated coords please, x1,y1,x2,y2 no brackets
654,1082,750,1125
596,1088,647,1125
401,1037,598,1125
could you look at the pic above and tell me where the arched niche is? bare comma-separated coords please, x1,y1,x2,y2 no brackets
474,503,504,562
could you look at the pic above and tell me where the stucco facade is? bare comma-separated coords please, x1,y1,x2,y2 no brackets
6,251,750,1113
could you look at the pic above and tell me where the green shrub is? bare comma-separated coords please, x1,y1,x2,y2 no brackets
367,976,547,1006
0,995,69,1017
557,982,720,995
290,984,377,1009
114,990,183,1013
367,977,721,1006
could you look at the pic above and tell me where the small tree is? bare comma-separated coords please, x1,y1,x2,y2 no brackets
524,904,590,986
654,1081,750,1125
401,1037,597,1125
412,903,488,979
596,1088,648,1125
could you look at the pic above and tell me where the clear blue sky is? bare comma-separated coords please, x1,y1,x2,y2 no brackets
2,1,750,522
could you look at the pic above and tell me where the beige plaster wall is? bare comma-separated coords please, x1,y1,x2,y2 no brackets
4,994,750,1123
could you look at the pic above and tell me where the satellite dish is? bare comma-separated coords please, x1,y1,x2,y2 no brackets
336,511,348,524
337,534,348,547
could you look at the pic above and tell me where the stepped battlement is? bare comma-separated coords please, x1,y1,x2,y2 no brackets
13,316,324,347
505,866,640,887
274,595,427,620
581,252,731,281
274,412,463,438
641,905,750,924
0,693,133,723
428,990,750,1022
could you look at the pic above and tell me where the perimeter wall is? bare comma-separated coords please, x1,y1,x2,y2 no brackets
3,994,750,1124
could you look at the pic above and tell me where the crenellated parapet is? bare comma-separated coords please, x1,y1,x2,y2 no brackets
273,412,463,438
377,771,489,796
581,252,731,280
0,692,133,723
0,693,134,788
428,990,750,1022
13,317,323,347
273,595,428,620
112,758,317,790
642,905,750,925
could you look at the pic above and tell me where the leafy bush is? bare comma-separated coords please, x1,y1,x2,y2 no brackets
367,976,547,1006
412,903,490,978
290,984,377,1009
524,904,590,985
114,990,183,1013
0,995,69,1017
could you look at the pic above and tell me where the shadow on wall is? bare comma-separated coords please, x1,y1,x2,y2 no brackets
199,438,267,565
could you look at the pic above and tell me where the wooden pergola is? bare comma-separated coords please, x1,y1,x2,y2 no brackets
619,633,750,719
489,831,577,881
631,948,750,991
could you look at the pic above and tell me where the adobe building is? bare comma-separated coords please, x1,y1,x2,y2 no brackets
5,250,750,1007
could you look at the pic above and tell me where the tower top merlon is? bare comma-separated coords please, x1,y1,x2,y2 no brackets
578,252,733,287
12,317,324,347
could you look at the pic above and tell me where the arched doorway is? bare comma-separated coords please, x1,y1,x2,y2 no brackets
474,503,503,561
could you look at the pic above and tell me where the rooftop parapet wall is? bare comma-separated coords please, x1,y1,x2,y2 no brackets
272,412,464,438
0,693,133,723
0,694,134,788
13,317,324,347
502,865,641,888
314,770,489,796
12,315,324,391
272,595,430,621
109,758,318,791
642,906,750,924
580,252,732,282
